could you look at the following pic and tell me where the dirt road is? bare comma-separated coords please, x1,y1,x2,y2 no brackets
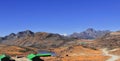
102,48,120,61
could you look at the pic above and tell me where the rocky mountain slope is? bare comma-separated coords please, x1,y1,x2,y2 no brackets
0,30,75,49
70,28,110,39
95,31,120,49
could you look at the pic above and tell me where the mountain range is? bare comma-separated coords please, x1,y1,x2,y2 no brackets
0,30,72,49
0,28,111,49
70,28,111,39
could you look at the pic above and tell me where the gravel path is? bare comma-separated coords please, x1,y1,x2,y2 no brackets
102,48,120,61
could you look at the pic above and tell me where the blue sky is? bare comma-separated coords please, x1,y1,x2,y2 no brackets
0,0,120,36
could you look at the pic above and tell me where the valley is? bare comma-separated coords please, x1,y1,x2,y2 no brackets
0,28,120,61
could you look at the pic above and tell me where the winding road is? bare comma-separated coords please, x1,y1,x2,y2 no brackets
102,48,120,61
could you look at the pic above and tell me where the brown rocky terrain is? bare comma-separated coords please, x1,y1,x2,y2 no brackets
0,44,37,56
10,45,110,61
95,31,120,49
109,48,120,56
41,45,110,61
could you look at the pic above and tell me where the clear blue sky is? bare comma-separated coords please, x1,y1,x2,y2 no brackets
0,0,120,36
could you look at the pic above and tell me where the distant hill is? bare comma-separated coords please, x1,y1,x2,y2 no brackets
70,28,111,39
95,31,120,49
0,30,74,49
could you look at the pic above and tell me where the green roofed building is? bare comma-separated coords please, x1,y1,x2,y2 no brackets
27,54,36,61
27,53,51,61
0,54,10,61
